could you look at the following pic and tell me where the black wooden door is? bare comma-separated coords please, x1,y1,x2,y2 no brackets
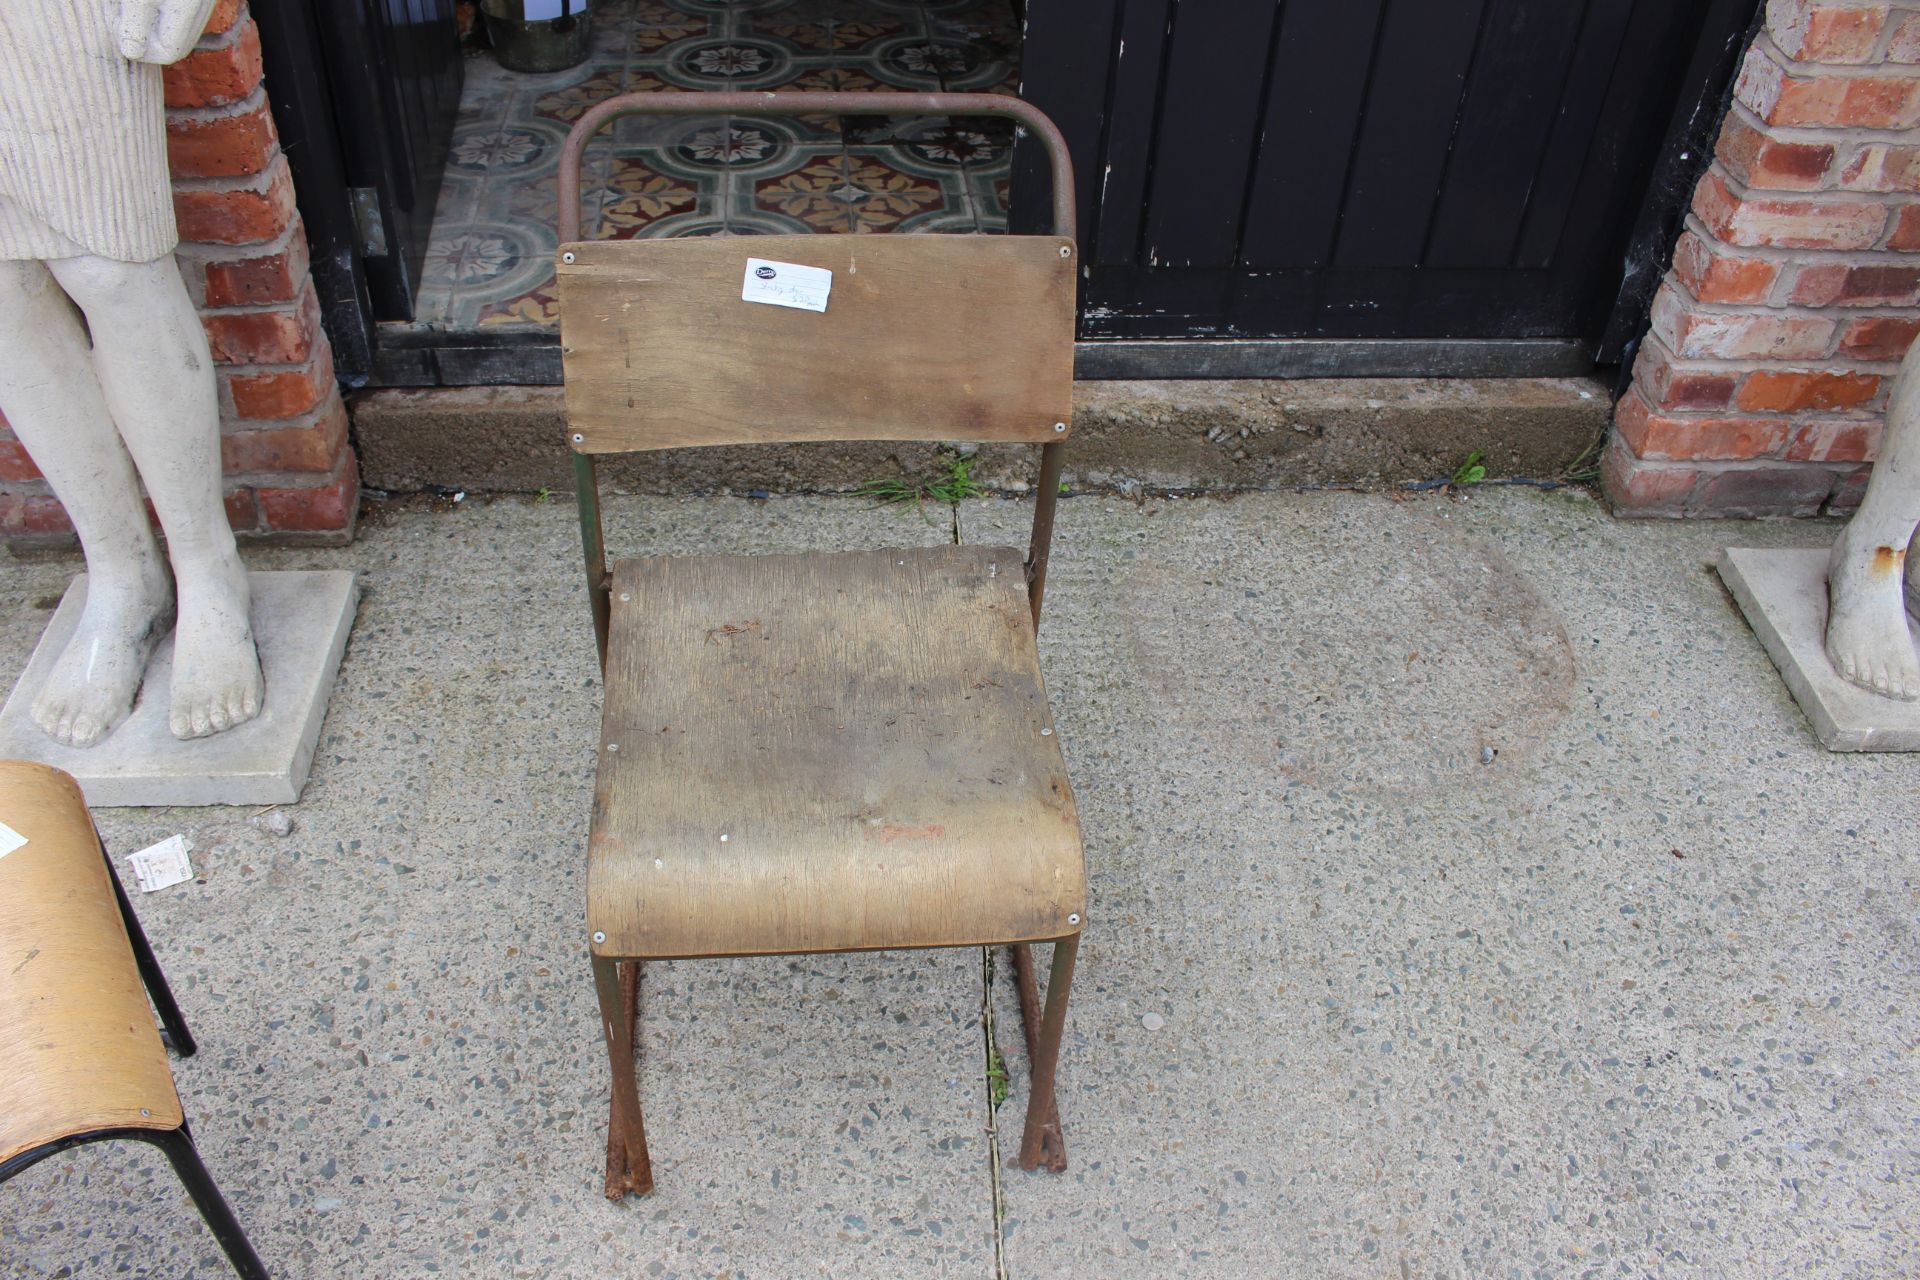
312,0,464,321
1017,0,1756,357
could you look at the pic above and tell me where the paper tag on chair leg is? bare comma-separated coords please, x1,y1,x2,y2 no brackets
0,820,24,860
128,834,194,892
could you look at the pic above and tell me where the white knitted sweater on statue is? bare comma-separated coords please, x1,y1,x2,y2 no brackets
0,1,176,263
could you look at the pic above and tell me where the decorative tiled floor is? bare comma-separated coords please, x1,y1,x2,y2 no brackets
407,0,1019,333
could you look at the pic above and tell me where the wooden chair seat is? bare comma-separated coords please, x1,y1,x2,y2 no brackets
587,545,1085,960
0,761,270,1276
0,761,182,1166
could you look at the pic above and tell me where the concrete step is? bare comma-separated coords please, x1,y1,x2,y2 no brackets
351,376,1611,495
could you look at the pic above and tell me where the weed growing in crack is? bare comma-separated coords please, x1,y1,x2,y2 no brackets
859,450,986,521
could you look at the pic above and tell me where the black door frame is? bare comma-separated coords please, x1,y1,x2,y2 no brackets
1598,0,1765,370
315,0,462,320
253,0,462,387
252,0,377,385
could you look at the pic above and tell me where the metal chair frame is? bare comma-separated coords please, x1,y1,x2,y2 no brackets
0,833,269,1280
557,91,1083,1198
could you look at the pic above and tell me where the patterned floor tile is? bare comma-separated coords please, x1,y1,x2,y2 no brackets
664,37,799,89
673,119,790,168
755,153,857,232
834,10,917,52
749,1,838,53
898,118,1009,168
401,0,1020,334
532,66,630,124
474,281,560,329
852,149,961,232
628,0,709,51
598,154,705,237
975,168,1011,228
866,37,953,90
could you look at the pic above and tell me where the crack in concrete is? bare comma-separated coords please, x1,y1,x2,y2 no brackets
981,945,1011,1280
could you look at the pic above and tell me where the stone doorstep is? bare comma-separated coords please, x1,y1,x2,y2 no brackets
349,377,1613,496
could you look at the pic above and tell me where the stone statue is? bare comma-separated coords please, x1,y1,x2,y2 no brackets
0,0,263,747
1826,338,1920,701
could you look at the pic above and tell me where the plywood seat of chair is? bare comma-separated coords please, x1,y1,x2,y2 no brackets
0,761,183,1167
586,544,1085,960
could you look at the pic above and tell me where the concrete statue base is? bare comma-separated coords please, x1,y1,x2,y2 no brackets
1720,546,1920,752
0,570,358,804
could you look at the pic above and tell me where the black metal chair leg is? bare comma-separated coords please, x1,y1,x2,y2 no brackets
147,1126,270,1280
102,844,196,1057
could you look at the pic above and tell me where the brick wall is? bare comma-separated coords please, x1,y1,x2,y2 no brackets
1605,0,1920,518
0,0,357,543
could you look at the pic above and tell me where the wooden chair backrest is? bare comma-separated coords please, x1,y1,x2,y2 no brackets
556,234,1077,453
554,92,1082,661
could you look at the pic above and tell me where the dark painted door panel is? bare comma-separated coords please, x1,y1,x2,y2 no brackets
1017,0,1758,349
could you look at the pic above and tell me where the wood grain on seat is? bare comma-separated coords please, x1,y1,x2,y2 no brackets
586,545,1085,959
0,761,181,1165
557,234,1076,452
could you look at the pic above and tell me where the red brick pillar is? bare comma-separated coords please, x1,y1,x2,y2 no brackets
1605,0,1920,518
0,0,358,543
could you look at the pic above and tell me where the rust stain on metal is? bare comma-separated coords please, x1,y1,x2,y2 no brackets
602,959,653,1200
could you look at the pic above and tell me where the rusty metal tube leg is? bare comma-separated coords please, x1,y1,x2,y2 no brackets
1010,943,1062,1168
593,954,653,1198
1016,934,1078,1172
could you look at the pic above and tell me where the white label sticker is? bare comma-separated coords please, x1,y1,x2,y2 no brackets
129,834,195,893
741,258,832,313
0,821,24,861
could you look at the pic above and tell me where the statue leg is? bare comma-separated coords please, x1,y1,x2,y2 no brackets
1826,340,1920,700
49,253,263,739
0,259,174,746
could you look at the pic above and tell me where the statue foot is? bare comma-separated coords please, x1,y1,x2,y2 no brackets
169,554,263,739
32,568,175,748
1825,531,1920,701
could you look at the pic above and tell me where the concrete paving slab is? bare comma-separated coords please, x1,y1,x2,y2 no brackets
1720,545,1920,751
0,570,358,805
963,489,1918,1280
0,497,990,1280
0,488,1914,1280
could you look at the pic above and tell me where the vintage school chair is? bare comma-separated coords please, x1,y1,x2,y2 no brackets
555,91,1086,1198
0,760,269,1277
